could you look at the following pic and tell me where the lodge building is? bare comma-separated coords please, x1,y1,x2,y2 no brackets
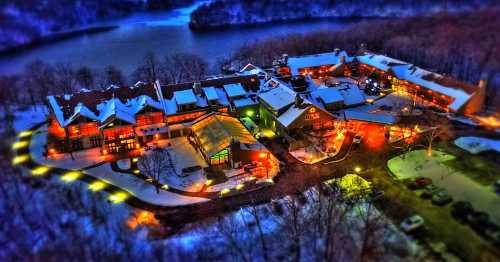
45,47,486,162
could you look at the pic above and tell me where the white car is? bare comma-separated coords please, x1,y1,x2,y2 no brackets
400,215,424,233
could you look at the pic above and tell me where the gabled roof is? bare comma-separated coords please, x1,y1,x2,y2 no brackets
288,51,352,75
258,84,297,111
312,88,344,105
223,83,247,98
173,89,197,105
203,87,218,101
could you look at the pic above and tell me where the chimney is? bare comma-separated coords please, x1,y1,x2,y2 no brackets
282,54,289,65
193,82,202,95
334,48,340,55
294,94,303,107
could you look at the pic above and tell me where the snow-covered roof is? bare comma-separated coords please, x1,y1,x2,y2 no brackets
357,52,475,111
277,104,310,128
344,110,396,125
233,98,257,108
223,83,247,98
174,89,197,105
312,88,344,105
356,53,408,72
335,84,366,106
203,87,218,101
390,65,473,111
288,51,352,75
258,84,297,111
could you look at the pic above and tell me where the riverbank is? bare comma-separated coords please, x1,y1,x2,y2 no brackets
189,0,497,30
0,26,118,57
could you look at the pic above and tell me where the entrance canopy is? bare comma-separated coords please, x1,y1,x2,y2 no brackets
192,113,257,158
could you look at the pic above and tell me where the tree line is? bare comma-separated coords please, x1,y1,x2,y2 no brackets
223,8,500,112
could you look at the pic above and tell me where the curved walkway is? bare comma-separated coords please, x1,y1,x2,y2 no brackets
12,123,231,210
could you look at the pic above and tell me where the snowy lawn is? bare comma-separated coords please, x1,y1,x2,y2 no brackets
388,150,500,224
86,164,209,206
454,136,500,154
12,105,48,132
290,146,328,164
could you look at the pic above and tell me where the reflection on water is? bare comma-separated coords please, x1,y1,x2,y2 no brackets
0,1,360,75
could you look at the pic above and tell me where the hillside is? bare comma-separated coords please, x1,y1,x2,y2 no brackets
190,0,498,30
0,0,194,51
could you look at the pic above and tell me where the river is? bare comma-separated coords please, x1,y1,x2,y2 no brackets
0,2,361,75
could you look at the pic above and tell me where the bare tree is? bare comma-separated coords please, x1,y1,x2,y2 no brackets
138,148,173,193
23,59,56,102
162,53,207,84
54,63,77,94
76,66,95,89
133,52,161,82
419,111,454,156
102,65,126,87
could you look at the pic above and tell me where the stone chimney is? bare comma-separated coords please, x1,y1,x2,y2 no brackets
193,82,202,95
334,48,340,55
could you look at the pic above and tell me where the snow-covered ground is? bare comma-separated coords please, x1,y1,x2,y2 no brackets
30,125,105,170
86,164,209,206
290,146,328,164
159,187,423,261
454,136,500,154
11,105,48,132
388,150,500,224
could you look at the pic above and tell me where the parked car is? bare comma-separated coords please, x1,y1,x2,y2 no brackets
467,211,491,233
451,201,474,221
353,135,362,144
182,165,201,173
432,191,453,206
420,184,441,199
401,215,425,233
409,177,432,189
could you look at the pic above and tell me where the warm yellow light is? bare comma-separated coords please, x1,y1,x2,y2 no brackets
12,155,29,165
17,131,32,138
161,184,169,190
89,181,106,191
133,170,140,174
354,166,362,173
235,184,244,190
220,188,230,195
12,141,29,150
61,171,81,182
132,158,139,163
366,98,374,103
248,176,256,181
109,192,128,204
32,166,50,176
205,179,213,186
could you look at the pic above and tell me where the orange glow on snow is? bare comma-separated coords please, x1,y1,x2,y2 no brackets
127,210,159,230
